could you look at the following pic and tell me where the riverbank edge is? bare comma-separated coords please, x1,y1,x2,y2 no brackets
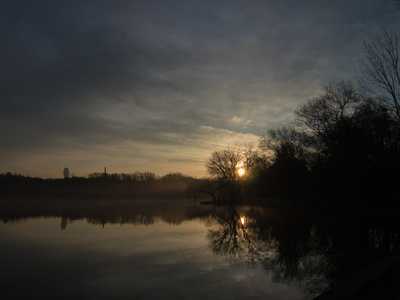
312,252,400,300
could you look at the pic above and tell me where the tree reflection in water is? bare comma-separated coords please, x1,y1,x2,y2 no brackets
208,206,269,265
201,204,400,297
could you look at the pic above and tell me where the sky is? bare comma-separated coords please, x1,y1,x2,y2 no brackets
1,0,399,178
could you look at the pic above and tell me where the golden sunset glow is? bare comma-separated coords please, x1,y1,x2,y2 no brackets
238,168,245,176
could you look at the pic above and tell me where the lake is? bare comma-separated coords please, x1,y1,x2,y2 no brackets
1,199,399,299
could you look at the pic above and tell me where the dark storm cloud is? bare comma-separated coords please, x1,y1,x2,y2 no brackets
1,0,399,177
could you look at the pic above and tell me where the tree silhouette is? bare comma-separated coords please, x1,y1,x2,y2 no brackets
293,81,400,203
295,81,365,152
259,125,310,164
359,28,400,120
259,126,311,201
188,144,264,203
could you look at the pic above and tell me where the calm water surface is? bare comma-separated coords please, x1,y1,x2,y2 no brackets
0,199,304,300
1,199,400,299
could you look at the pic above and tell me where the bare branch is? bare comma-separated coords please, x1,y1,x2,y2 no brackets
359,28,400,120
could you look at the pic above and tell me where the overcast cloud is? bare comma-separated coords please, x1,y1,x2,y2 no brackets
1,0,399,177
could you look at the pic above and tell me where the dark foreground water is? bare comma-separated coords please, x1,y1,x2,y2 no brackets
1,199,399,300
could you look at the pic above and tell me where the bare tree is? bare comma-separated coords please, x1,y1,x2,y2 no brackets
189,144,264,203
259,125,310,163
295,81,364,150
206,144,262,182
206,146,243,182
359,28,400,120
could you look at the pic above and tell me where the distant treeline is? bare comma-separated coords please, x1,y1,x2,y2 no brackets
0,171,204,199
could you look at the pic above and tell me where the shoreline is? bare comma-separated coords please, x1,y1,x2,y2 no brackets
313,252,400,300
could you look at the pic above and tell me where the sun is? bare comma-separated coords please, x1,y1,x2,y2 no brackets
238,168,245,176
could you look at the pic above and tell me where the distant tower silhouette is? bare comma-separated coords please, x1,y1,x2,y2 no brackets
104,167,106,175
